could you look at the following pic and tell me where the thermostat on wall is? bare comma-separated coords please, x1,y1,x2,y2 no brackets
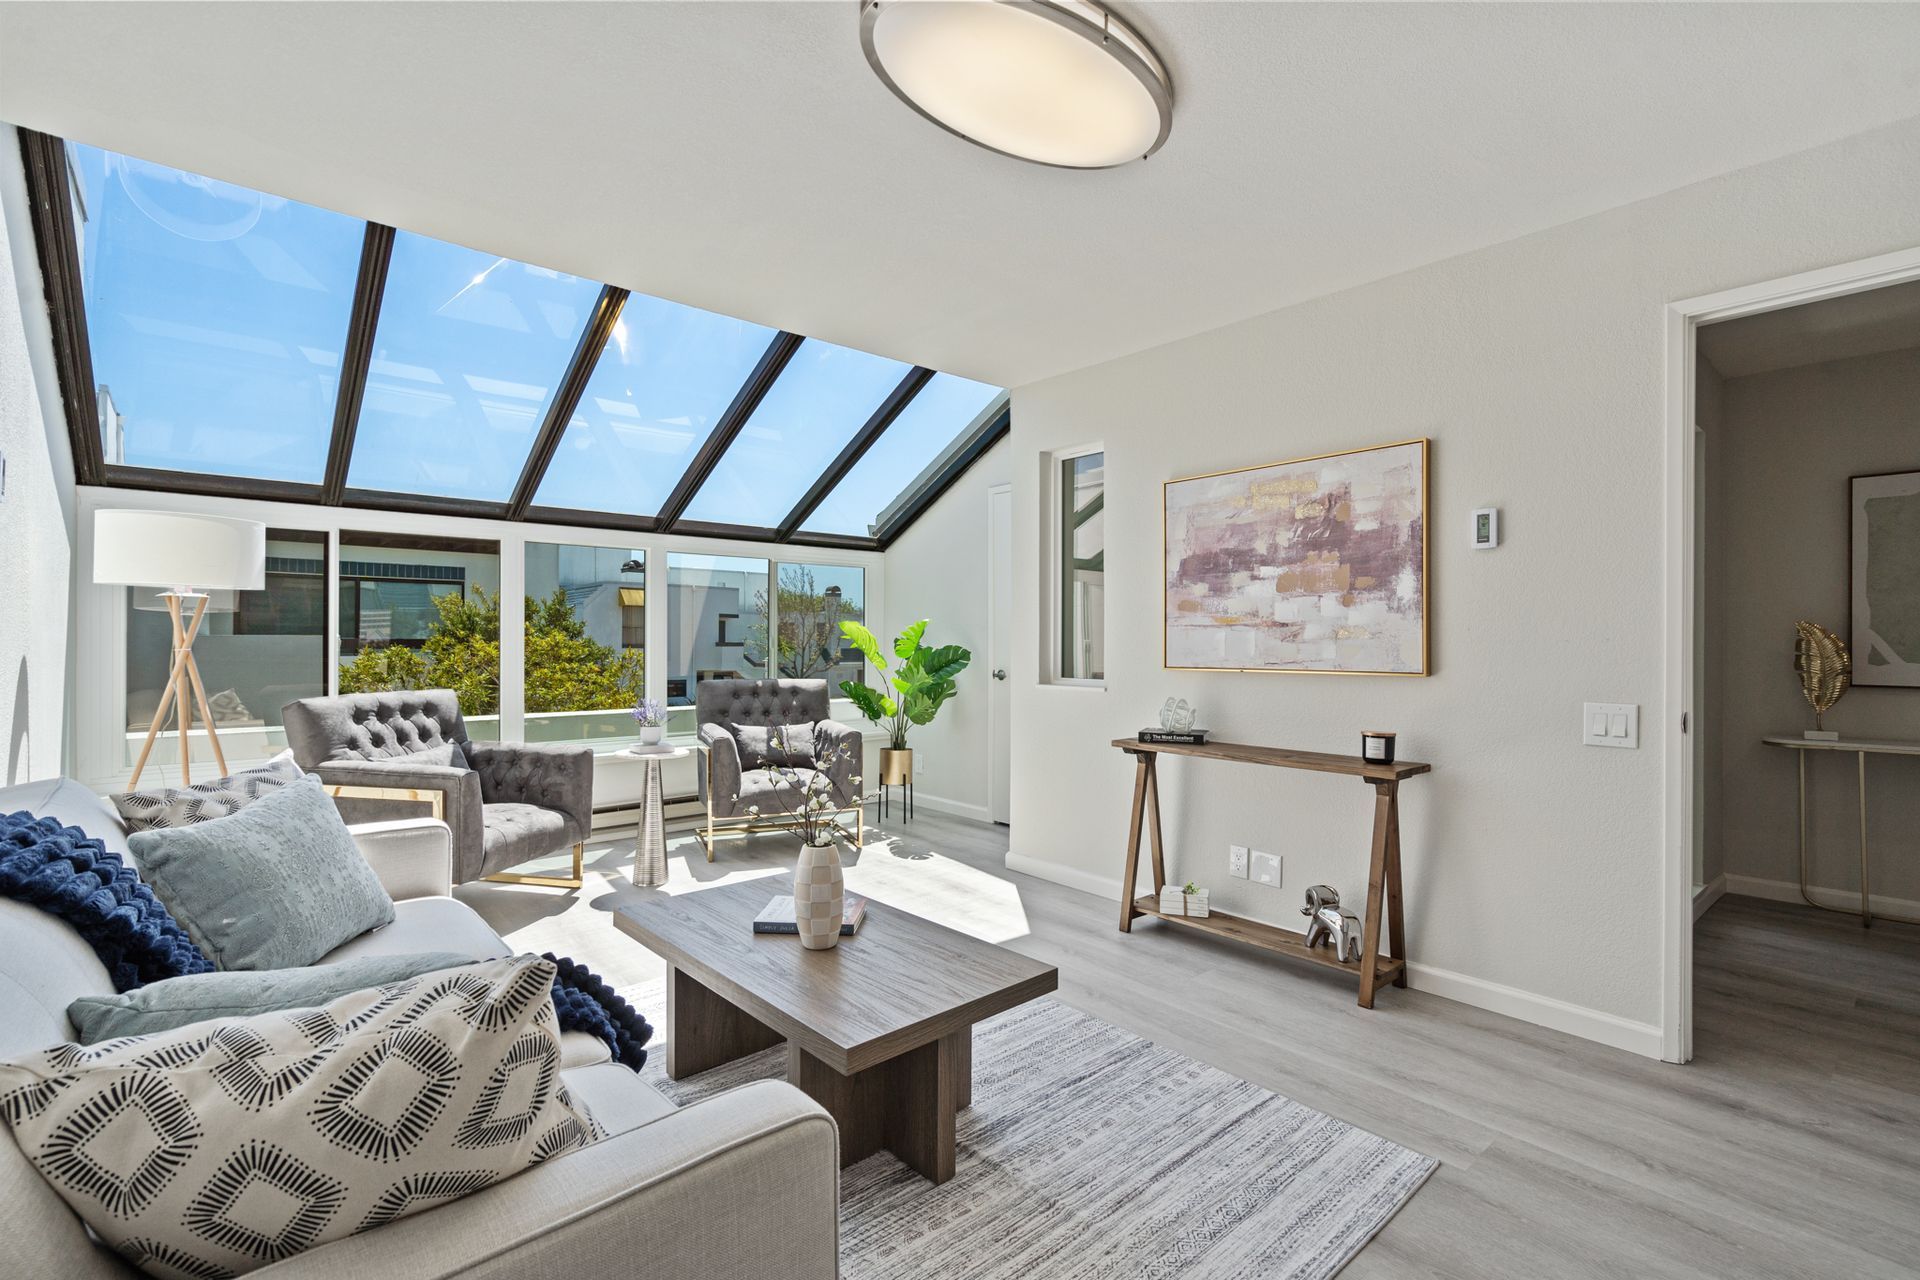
1471,507,1499,549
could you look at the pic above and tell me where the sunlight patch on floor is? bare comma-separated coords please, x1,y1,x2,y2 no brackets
844,842,1030,944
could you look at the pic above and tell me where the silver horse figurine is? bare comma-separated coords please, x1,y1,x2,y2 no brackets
1301,885,1363,963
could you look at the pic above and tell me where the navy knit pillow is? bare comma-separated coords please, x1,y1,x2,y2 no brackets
0,810,213,992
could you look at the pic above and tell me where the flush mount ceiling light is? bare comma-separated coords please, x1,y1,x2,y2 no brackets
860,0,1173,169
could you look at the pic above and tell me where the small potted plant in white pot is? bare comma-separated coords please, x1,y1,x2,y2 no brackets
836,619,971,793
630,697,667,747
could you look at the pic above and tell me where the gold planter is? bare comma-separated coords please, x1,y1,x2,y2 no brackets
880,747,914,785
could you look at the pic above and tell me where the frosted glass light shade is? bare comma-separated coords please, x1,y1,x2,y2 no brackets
93,510,266,591
861,0,1173,169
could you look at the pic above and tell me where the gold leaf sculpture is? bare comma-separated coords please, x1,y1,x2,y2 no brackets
1793,620,1850,732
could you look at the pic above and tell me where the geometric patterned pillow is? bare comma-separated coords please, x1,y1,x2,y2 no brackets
0,955,603,1279
111,750,306,833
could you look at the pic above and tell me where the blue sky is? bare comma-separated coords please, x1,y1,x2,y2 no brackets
72,142,1000,530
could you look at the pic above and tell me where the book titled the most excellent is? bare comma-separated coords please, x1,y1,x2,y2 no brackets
1138,728,1209,745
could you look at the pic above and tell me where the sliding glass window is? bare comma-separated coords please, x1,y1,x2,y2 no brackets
346,233,601,501
532,294,776,517
665,554,770,732
122,529,328,773
523,544,647,745
70,145,363,482
336,532,502,740
771,563,866,689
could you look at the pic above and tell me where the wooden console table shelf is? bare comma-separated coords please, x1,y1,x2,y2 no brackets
1112,737,1430,1008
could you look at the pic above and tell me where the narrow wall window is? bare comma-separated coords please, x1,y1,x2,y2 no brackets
522,544,647,746
1059,450,1106,681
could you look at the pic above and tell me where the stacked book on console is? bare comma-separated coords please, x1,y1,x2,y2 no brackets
754,895,868,936
1139,728,1209,745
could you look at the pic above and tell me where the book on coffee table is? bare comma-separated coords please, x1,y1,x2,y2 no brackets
754,895,867,936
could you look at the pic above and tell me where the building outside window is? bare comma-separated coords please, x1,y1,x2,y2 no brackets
1060,450,1106,682
522,544,648,745
666,554,769,732
122,528,327,771
335,532,502,740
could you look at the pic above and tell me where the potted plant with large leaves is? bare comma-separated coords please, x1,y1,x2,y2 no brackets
837,619,971,799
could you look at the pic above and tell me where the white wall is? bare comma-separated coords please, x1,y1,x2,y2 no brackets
0,126,74,785
1713,346,1920,908
1696,357,1728,889
998,114,1920,1058
882,439,1011,821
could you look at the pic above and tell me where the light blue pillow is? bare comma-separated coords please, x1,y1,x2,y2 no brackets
66,951,475,1043
129,776,396,971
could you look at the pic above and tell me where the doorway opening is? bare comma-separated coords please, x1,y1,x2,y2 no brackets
1665,247,1920,1063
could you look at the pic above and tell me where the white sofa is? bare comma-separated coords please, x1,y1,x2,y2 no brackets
0,778,840,1279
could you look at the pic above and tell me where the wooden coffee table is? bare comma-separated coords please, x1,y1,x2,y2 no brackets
613,879,1057,1184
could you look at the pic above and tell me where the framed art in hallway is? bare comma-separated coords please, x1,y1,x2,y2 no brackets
1164,438,1428,675
1851,467,1920,687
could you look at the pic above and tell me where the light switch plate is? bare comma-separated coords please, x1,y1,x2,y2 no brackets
1582,702,1639,748
1250,851,1282,887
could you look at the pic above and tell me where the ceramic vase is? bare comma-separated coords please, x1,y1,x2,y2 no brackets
639,725,664,746
793,840,845,950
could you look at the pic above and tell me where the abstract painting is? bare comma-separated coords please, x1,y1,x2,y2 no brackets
1164,439,1428,675
1852,468,1920,687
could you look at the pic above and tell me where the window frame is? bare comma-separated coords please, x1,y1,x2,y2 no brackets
19,129,1006,555
1049,443,1108,688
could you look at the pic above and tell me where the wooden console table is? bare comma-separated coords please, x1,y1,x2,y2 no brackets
1112,738,1430,1008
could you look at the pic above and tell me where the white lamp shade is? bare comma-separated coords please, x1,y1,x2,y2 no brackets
93,510,267,591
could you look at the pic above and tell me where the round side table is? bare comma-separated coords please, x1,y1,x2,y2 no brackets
615,745,690,887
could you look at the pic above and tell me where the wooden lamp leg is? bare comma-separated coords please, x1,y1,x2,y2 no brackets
127,593,213,791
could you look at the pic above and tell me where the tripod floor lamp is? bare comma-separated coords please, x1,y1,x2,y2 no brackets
94,510,267,789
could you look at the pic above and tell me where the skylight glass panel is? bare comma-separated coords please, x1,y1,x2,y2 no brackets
71,144,363,482
803,373,1005,536
680,338,910,527
346,232,602,501
531,293,775,516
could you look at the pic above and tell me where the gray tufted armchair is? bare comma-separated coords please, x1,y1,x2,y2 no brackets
695,678,863,860
282,689,593,887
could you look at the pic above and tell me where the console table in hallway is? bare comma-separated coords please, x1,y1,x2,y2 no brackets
1762,734,1920,928
1111,738,1431,1008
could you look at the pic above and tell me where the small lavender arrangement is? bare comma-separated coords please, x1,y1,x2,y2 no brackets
631,697,667,746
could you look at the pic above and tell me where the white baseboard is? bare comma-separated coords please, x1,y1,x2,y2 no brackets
903,791,992,823
1402,962,1665,1059
1724,874,1920,919
1003,852,1664,1059
1005,852,1127,901
1693,874,1727,921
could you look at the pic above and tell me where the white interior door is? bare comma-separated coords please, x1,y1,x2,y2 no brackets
988,484,1013,825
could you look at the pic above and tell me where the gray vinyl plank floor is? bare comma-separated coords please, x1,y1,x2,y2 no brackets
462,810,1920,1279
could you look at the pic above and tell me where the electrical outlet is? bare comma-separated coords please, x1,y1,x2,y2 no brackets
1250,850,1282,887
1228,845,1249,879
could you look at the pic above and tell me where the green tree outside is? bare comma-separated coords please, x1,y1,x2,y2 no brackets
338,587,644,716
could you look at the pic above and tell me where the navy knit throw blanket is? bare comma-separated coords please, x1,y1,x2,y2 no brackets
0,810,652,1071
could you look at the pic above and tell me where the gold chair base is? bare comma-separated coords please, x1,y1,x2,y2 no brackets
695,809,865,862
485,842,585,890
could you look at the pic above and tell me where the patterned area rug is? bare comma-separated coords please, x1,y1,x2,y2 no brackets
642,997,1435,1279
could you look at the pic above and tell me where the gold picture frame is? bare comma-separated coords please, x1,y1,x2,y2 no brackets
1163,438,1430,676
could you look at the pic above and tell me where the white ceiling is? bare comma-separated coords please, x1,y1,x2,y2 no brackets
4,2,1920,388
1700,278,1920,378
